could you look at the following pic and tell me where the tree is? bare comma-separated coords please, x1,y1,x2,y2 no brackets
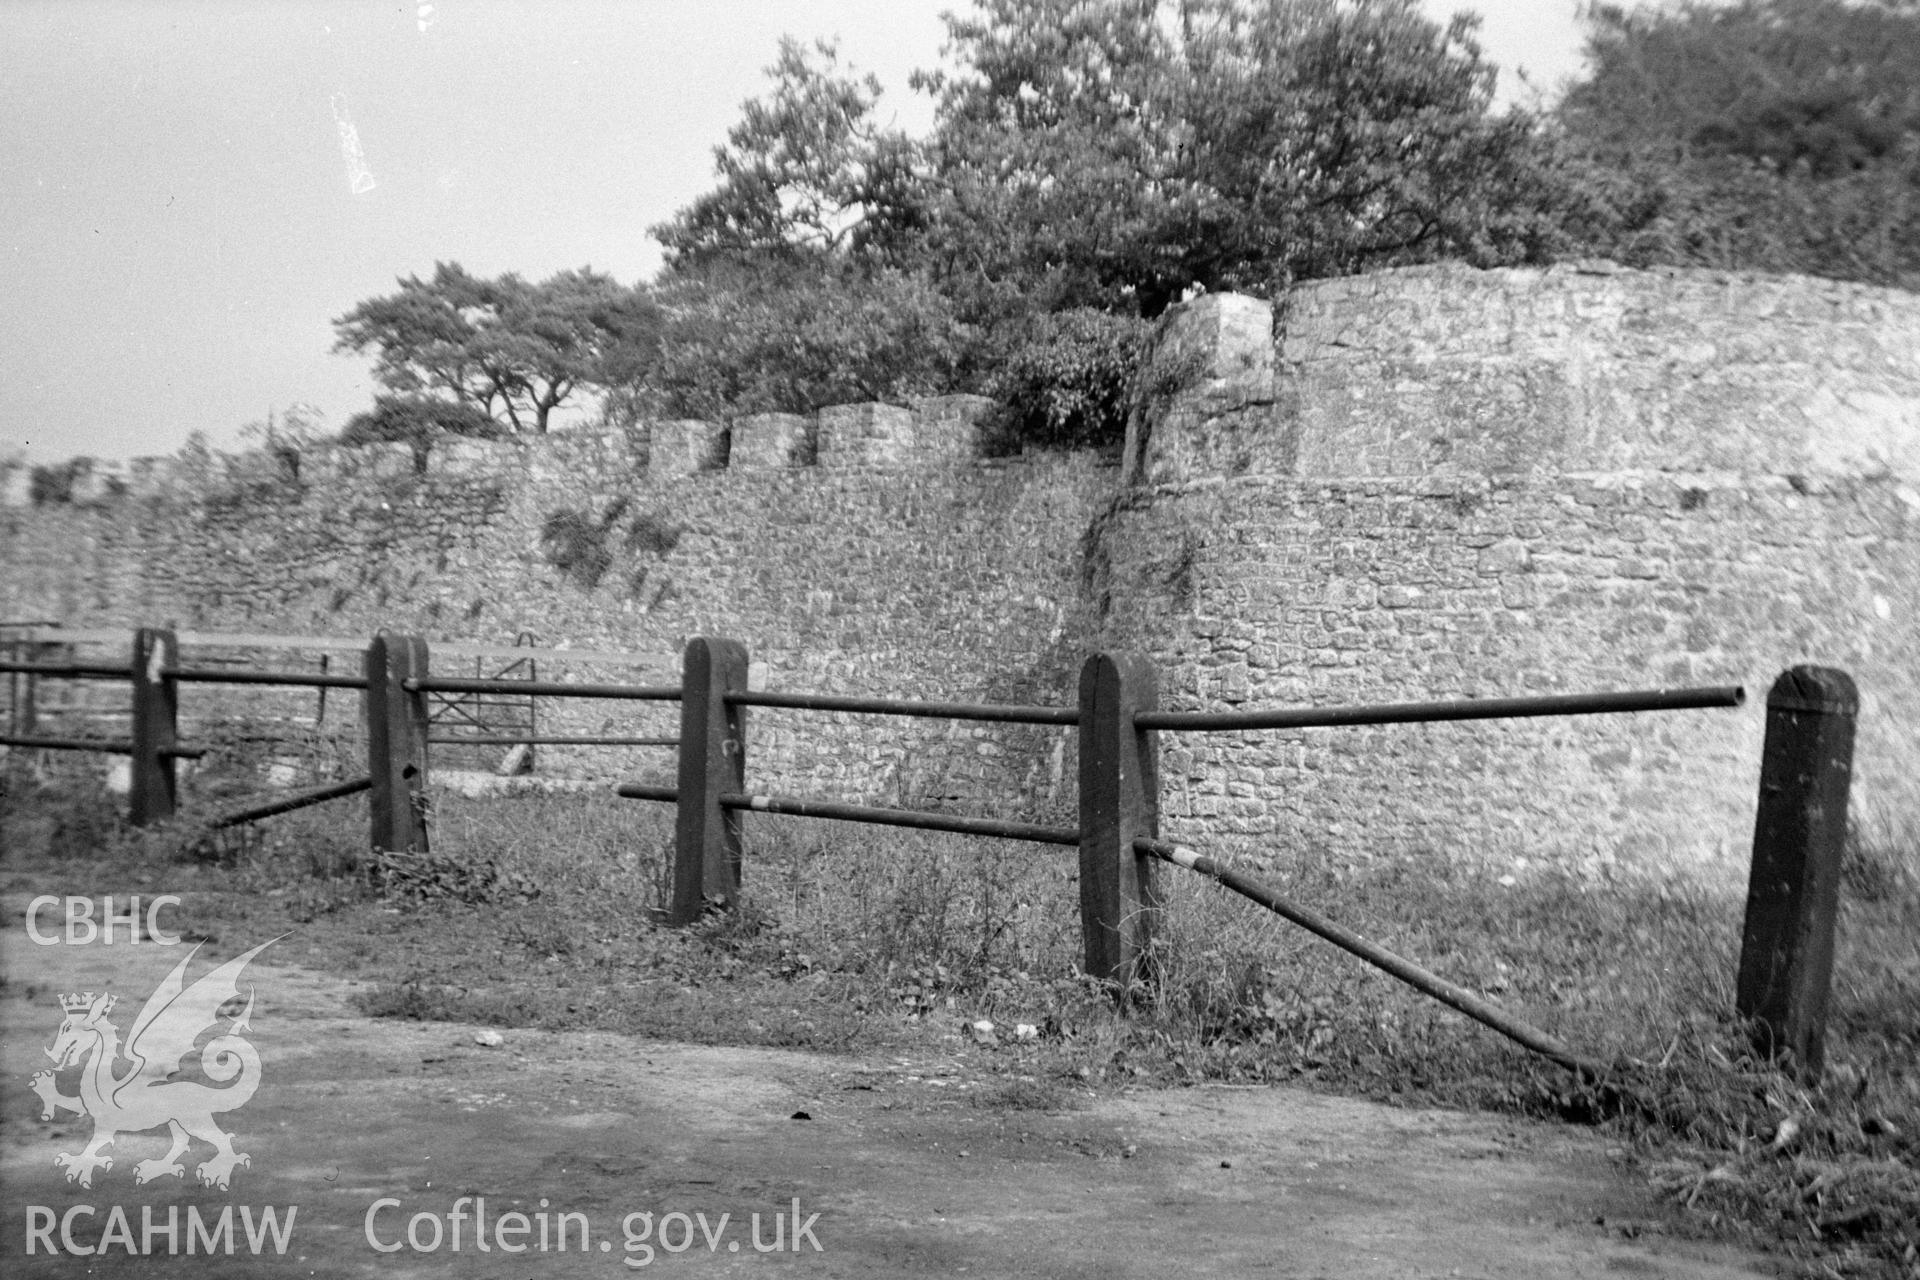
1174,0,1575,289
1554,0,1920,286
339,395,505,470
649,39,968,418
909,0,1573,314
909,0,1194,316
652,38,916,267
650,258,969,420
333,264,661,434
643,1,1578,433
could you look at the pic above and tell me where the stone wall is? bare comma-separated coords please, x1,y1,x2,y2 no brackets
1114,263,1920,874
3,263,1916,877
1,394,1100,822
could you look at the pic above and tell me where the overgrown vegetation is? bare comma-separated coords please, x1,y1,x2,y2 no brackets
7,770,1914,1275
1556,0,1920,289
540,499,685,594
982,310,1153,453
340,394,504,471
205,0,1891,469
29,459,86,506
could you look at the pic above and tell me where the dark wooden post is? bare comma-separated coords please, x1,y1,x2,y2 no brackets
365,632,431,854
129,627,179,826
1078,652,1161,991
1736,666,1857,1078
670,636,748,924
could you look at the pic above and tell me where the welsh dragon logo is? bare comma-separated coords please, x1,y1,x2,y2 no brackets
28,938,277,1190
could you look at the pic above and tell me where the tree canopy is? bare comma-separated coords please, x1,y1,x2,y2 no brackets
1553,0,1920,287
639,0,1573,433
332,264,661,436
908,0,1573,315
329,0,1917,452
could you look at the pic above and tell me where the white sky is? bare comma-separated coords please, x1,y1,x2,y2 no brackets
0,0,1587,465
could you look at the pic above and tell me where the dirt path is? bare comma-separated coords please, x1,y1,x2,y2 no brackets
3,930,1782,1277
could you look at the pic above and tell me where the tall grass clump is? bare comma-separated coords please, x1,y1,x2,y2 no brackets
10,776,1914,1273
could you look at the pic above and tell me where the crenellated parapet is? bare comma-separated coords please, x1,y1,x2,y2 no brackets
1126,262,1920,489
4,263,1915,878
1,394,1001,511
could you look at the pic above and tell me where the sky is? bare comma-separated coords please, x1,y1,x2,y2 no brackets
1,0,1589,466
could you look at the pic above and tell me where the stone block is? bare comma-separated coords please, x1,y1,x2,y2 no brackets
431,437,514,478
913,394,996,461
366,442,417,478
730,413,815,470
817,402,916,468
649,419,727,479
1160,293,1275,412
1124,293,1280,487
123,456,180,499
0,462,30,508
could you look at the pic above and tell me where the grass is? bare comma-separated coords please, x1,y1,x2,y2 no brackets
4,763,1916,1278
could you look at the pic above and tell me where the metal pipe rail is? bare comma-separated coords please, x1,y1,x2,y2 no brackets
0,734,206,758
616,782,1080,845
1138,837,1606,1080
729,689,1078,726
166,668,369,690
0,659,371,690
210,776,373,829
1134,684,1745,732
0,661,134,679
431,735,677,748
407,676,680,701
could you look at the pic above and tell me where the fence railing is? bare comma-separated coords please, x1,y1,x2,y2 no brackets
0,627,673,837
2,626,1855,1078
616,637,1853,1080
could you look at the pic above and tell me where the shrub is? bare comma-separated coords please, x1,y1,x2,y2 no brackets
982,309,1151,454
340,395,505,471
540,508,614,590
29,458,92,506
651,260,971,420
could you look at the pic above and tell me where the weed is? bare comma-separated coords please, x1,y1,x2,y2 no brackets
365,849,541,907
623,511,684,558
8,782,1916,1274
540,509,614,589
1844,806,1918,904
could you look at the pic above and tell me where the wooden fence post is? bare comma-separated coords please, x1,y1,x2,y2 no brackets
670,636,748,924
129,627,179,826
1078,651,1161,992
365,632,431,854
1736,666,1857,1078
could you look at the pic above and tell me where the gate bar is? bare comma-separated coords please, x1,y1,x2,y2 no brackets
407,675,679,700
0,661,133,679
1138,837,1606,1079
614,782,1080,846
728,689,1077,726
1136,685,1744,732
167,668,369,690
721,790,1079,845
210,776,373,829
0,734,205,757
430,735,677,748
0,734,135,754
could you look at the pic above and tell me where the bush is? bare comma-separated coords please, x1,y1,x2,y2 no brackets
1554,0,1920,289
652,261,971,421
982,309,1151,454
540,504,619,590
29,458,93,506
340,395,505,470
